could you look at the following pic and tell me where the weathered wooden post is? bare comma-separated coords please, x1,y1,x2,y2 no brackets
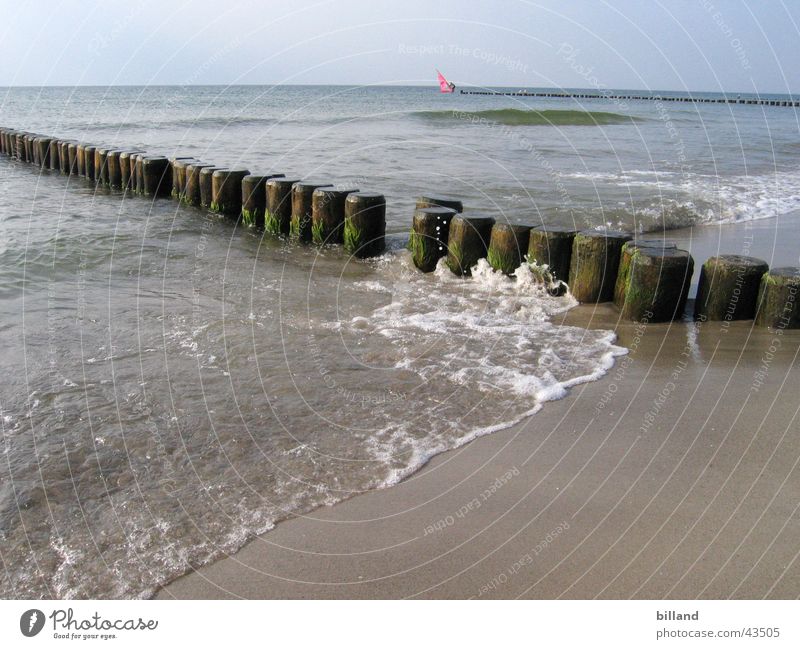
344,192,386,258
95,146,113,187
291,181,332,241
84,145,97,181
265,177,301,236
133,153,146,195
527,225,577,291
16,133,27,162
241,173,284,228
211,168,250,216
59,140,74,174
119,150,143,191
614,240,678,308
312,187,358,244
76,143,87,176
755,267,800,329
694,255,769,321
487,223,533,275
415,194,464,213
106,150,124,189
67,142,79,175
24,134,35,163
48,139,60,171
170,157,196,200
141,156,172,197
445,215,495,276
409,205,457,272
183,162,216,207
199,166,223,209
617,246,694,322
568,230,632,303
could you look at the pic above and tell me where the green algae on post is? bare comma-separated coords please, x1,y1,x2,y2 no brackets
618,246,693,322
170,158,196,200
265,177,301,236
755,267,800,329
211,168,250,216
312,187,359,245
410,206,457,272
527,225,577,293
568,230,632,303
183,163,215,207
613,240,678,309
343,192,386,258
487,223,533,276
290,181,332,242
445,215,495,276
694,255,769,321
242,173,284,228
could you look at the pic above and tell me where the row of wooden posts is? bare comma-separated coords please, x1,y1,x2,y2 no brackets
1,126,797,329
0,127,386,258
409,203,800,328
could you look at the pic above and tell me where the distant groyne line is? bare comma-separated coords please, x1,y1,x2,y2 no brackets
0,125,797,329
458,89,800,108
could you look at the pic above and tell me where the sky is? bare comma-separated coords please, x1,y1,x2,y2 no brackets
0,0,797,93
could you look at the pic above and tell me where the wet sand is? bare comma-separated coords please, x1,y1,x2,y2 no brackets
157,212,800,599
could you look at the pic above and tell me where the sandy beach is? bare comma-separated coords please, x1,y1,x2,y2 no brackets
156,212,800,599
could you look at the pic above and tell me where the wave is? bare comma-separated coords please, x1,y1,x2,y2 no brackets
415,108,641,126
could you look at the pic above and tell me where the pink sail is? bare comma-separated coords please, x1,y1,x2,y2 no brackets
437,70,455,93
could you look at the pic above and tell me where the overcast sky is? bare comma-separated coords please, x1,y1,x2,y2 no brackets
0,0,797,93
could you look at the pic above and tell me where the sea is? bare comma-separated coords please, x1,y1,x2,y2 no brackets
0,85,798,598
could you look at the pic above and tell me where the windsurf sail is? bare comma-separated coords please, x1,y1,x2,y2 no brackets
437,70,455,93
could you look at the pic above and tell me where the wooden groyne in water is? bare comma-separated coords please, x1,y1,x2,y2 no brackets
459,89,800,108
0,125,797,328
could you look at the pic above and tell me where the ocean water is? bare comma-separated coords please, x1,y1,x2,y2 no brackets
0,85,797,598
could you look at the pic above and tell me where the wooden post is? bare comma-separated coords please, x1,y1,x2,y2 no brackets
568,230,632,303
344,192,386,258
106,150,123,189
755,267,800,329
265,177,300,236
76,143,87,176
16,133,27,162
487,223,533,275
409,206,457,272
48,139,61,171
211,168,250,215
170,157,196,200
36,137,53,168
95,146,112,187
200,166,224,209
242,173,284,228
618,246,694,321
119,150,144,192
614,240,678,308
141,156,172,197
60,140,76,175
184,162,216,207
415,194,464,213
291,181,332,241
84,145,97,181
133,153,146,195
312,187,358,244
445,215,495,276
694,255,769,321
67,142,79,176
527,225,577,292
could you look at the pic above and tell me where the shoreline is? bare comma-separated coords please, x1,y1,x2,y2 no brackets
156,212,800,599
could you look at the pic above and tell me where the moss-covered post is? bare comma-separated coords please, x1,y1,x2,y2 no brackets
199,166,223,209
344,192,386,258
241,173,284,228
618,246,694,321
142,156,172,197
568,230,632,303
445,215,495,275
694,255,769,321
614,240,678,308
183,163,215,207
755,267,800,329
527,225,577,292
415,194,464,213
409,206,457,272
265,177,300,236
211,168,249,216
170,157,196,200
312,187,358,245
48,139,61,171
291,181,332,242
487,223,533,275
